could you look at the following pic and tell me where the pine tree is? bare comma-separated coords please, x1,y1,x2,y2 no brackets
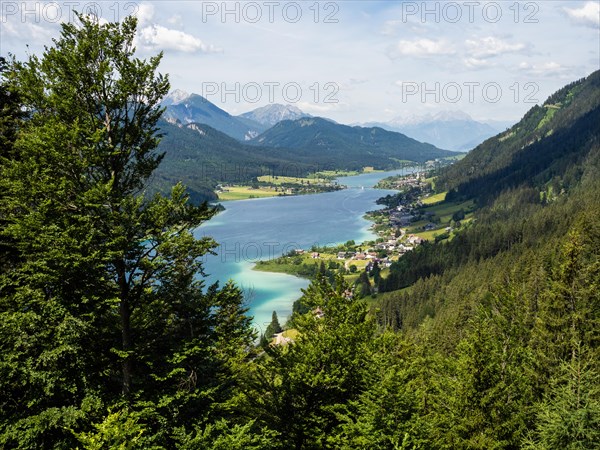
261,311,283,347
251,274,375,448
524,346,600,449
531,226,600,388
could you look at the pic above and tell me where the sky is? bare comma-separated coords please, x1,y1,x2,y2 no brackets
1,1,599,124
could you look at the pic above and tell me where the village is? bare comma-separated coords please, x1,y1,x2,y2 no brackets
255,170,475,285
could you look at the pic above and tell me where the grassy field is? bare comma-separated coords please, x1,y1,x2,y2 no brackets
537,106,558,130
443,153,467,161
257,175,326,185
422,191,447,205
253,260,313,276
314,170,360,178
414,229,445,241
406,198,476,240
217,186,280,201
254,250,376,279
422,199,475,222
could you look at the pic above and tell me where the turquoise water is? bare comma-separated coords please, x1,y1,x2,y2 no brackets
195,168,411,331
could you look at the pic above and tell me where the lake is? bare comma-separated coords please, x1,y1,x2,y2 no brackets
195,168,410,332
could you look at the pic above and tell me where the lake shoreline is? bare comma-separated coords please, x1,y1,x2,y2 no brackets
197,167,421,328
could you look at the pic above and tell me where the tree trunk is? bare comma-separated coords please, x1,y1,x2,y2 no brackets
120,298,132,396
117,260,132,396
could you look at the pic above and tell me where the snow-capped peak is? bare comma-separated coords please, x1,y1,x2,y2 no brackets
239,104,310,126
162,89,190,106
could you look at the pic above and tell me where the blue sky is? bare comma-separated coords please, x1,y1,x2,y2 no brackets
1,1,599,124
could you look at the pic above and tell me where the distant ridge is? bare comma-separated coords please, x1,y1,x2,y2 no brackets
250,116,456,168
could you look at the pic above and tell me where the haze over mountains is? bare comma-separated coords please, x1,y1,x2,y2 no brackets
360,111,514,151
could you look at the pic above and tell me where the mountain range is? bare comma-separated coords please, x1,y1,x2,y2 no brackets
153,117,455,202
163,91,510,152
162,91,313,141
152,119,316,202
161,89,267,141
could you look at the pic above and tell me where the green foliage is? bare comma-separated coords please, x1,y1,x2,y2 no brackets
250,275,375,448
335,333,425,449
0,14,254,448
174,419,279,450
428,293,536,449
0,56,24,270
74,408,159,450
260,311,283,347
524,349,600,450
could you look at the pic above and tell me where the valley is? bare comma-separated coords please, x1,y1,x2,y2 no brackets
2,6,598,448
153,95,461,203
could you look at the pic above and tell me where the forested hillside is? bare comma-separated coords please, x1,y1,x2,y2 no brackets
250,116,456,167
153,120,318,202
154,116,456,203
380,70,600,296
437,71,600,203
368,70,600,446
0,15,598,449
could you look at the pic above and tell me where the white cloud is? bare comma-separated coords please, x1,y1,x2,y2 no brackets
296,101,345,114
138,25,221,53
0,20,56,42
564,1,600,28
381,20,401,36
337,78,369,90
135,3,155,26
465,37,526,58
518,61,569,77
463,57,495,70
388,39,455,58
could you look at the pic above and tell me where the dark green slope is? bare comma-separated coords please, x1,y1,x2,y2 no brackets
378,70,600,329
152,119,377,202
152,116,457,203
437,70,600,203
250,117,456,169
151,120,316,203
